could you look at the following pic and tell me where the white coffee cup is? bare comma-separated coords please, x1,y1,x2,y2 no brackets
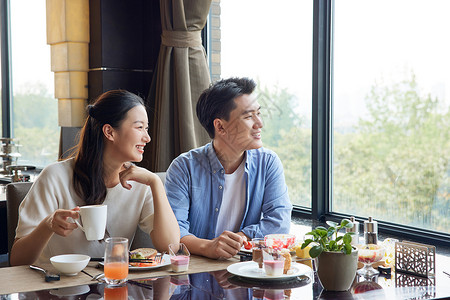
75,205,107,241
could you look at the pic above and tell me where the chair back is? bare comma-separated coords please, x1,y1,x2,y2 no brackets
6,172,166,255
6,182,32,254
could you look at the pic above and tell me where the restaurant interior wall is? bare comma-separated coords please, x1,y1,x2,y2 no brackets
68,0,161,165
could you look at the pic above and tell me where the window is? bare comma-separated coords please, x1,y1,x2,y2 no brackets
217,0,450,244
220,0,313,208
9,0,59,168
0,50,2,134
333,0,450,234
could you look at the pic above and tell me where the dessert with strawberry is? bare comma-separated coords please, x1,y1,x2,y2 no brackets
357,244,384,264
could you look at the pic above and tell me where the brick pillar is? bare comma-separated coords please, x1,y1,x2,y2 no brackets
46,0,89,127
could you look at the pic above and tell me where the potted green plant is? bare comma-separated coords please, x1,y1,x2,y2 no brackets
301,219,358,291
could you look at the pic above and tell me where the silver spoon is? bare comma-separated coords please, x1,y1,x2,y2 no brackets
30,265,60,282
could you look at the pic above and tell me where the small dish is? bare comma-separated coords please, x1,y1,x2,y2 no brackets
50,254,90,276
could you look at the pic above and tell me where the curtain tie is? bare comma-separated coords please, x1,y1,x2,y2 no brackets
161,30,202,48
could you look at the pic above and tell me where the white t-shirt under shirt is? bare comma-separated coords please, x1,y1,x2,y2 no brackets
215,159,246,237
15,158,154,263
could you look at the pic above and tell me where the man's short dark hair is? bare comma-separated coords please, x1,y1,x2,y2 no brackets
196,77,256,138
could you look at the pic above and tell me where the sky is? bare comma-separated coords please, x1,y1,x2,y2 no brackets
221,0,313,120
6,0,450,129
333,0,450,126
9,0,54,93
220,0,450,128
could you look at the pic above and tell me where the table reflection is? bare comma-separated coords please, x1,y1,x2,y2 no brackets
5,265,450,300
352,279,383,294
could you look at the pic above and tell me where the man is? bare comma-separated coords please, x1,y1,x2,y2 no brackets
165,77,292,259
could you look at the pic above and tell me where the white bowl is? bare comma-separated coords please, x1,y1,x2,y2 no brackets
50,254,90,276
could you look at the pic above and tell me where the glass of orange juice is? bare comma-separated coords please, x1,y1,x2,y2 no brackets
104,237,128,286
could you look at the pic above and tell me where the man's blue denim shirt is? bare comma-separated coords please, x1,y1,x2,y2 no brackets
165,142,292,240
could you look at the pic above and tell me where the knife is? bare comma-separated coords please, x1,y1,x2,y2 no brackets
237,251,253,257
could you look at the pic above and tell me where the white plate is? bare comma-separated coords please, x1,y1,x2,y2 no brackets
99,254,171,271
227,261,311,281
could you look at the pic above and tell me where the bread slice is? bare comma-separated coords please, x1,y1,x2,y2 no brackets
281,249,291,274
130,248,157,259
129,248,158,267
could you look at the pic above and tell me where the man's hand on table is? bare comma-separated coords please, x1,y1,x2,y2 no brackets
180,231,249,260
206,231,246,259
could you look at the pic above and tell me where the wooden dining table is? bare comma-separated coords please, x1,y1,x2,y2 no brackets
1,252,450,299
0,254,240,295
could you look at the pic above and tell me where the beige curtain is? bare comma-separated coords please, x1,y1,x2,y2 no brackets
147,0,212,172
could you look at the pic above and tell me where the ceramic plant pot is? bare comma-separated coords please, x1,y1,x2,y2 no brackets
316,247,358,291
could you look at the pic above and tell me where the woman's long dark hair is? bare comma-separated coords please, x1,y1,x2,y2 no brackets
73,90,145,205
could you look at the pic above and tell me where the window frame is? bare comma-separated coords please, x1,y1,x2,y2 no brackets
1,0,13,138
293,0,450,247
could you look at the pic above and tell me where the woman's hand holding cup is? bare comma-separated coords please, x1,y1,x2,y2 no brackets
45,207,80,237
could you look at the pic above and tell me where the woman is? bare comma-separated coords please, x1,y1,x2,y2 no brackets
10,90,180,266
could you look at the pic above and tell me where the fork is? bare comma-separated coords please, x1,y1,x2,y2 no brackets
91,272,105,281
155,251,166,264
